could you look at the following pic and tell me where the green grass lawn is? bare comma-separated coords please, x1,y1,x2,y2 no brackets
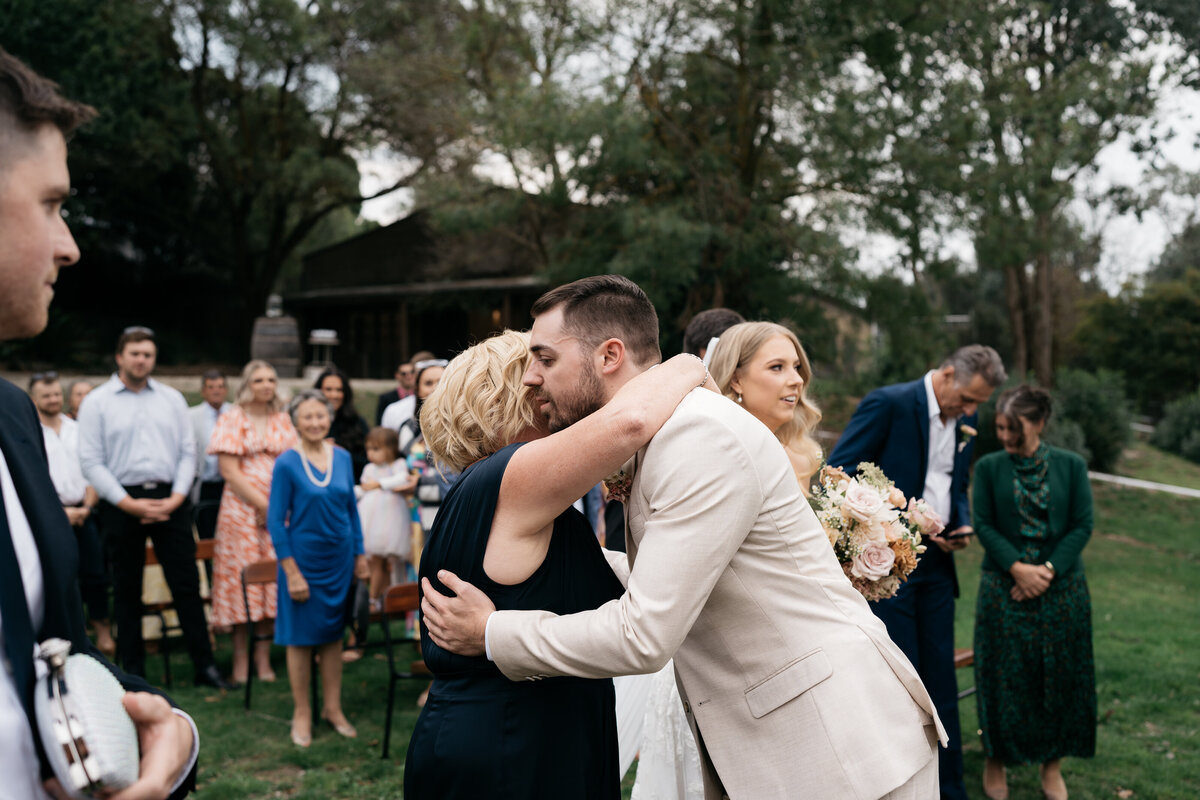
1116,439,1200,491
159,481,1196,798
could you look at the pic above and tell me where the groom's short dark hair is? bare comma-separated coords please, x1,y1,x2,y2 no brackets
531,274,661,366
0,47,96,170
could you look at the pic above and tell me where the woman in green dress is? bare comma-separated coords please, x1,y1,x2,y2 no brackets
972,384,1096,800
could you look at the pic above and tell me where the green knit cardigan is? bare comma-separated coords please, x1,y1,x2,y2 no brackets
971,445,1094,576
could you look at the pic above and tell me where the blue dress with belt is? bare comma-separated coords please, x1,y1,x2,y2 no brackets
267,447,363,646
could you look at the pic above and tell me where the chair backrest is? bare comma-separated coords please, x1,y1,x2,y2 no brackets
382,582,420,615
242,559,278,586
195,538,216,561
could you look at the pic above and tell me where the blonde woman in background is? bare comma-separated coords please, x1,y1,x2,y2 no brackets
208,360,298,683
628,321,823,800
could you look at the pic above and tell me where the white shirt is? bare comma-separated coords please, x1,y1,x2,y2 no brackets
40,415,88,507
0,447,199,799
0,446,46,800
922,371,955,525
189,401,230,483
77,375,196,505
381,395,417,432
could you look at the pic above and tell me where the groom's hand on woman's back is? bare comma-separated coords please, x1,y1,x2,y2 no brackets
421,571,496,657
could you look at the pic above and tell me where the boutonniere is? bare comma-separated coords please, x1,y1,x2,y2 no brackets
958,423,978,453
603,469,633,504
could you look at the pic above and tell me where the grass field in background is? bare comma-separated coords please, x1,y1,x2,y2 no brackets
1117,440,1200,491
157,480,1197,798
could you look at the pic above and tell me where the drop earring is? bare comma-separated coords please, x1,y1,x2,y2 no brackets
736,393,743,404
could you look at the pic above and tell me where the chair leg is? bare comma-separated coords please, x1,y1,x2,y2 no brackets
243,660,255,711
160,613,172,689
382,674,397,759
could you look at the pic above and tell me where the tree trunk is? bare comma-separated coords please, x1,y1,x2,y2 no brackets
1003,261,1029,378
1032,213,1055,386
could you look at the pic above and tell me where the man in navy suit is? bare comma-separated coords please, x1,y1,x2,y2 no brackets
0,46,197,798
829,345,1006,800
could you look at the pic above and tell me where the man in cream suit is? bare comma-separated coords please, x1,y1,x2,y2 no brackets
422,275,946,799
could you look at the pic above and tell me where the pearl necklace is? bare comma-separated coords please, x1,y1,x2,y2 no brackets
297,443,333,488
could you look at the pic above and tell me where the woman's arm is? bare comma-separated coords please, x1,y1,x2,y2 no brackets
484,355,710,583
219,454,269,514
1048,454,1094,573
972,459,1022,572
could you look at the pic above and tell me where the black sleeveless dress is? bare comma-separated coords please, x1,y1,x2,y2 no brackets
404,443,624,799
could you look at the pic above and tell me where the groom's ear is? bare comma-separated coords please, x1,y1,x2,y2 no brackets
596,338,627,375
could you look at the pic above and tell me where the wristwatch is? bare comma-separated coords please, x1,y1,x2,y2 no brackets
1043,561,1055,575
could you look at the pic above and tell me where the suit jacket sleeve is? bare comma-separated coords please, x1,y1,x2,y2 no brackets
827,388,890,474
600,547,630,587
488,411,764,680
972,456,1021,572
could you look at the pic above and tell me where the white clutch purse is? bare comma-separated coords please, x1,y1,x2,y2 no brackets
34,638,140,798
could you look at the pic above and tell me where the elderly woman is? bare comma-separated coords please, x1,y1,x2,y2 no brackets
404,330,709,799
268,388,369,747
972,385,1096,800
209,359,297,684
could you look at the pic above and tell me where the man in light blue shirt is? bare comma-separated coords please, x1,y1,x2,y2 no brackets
188,369,230,540
78,328,232,689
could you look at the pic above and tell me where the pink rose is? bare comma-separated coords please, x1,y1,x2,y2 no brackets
850,542,896,581
887,485,907,508
906,498,945,536
842,481,884,523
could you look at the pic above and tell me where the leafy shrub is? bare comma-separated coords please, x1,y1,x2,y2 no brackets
1151,391,1200,464
1043,417,1091,465
1052,368,1132,473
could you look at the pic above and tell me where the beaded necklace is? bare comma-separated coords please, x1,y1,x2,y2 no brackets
297,442,333,488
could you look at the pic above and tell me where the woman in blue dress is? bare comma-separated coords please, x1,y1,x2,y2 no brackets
404,330,712,799
268,388,369,747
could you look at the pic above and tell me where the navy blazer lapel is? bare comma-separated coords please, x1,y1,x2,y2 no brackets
913,379,930,473
0,381,75,640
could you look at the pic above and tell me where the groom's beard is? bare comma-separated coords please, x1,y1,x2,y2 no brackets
543,360,605,433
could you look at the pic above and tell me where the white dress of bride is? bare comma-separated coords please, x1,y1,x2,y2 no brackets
623,660,705,800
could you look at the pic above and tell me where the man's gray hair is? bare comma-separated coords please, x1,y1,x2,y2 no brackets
941,345,1007,388
287,388,334,426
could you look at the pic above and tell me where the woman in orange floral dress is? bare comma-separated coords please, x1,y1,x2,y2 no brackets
209,360,298,683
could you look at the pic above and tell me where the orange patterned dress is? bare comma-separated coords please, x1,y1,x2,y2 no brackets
208,406,298,626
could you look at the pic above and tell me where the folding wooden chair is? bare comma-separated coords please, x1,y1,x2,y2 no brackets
241,558,318,714
142,537,217,688
955,647,976,699
379,582,431,759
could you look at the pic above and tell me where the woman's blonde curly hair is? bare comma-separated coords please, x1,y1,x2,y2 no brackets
707,321,823,479
419,330,539,473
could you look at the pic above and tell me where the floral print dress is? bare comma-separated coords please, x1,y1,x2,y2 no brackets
208,406,298,626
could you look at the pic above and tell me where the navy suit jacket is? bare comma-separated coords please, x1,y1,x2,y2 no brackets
0,378,196,796
827,377,978,596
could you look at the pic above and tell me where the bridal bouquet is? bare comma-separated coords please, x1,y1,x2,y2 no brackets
811,462,943,602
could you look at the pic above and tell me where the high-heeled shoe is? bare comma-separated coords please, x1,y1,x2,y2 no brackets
1041,763,1068,800
983,758,1008,800
290,720,312,748
321,712,357,738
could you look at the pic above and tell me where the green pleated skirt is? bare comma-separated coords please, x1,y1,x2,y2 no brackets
974,568,1097,764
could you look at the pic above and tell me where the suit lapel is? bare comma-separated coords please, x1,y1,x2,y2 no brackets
0,384,72,641
914,380,930,476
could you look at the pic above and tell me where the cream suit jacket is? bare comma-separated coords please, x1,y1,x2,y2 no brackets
489,389,948,799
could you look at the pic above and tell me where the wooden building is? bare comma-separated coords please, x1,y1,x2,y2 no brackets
286,207,549,378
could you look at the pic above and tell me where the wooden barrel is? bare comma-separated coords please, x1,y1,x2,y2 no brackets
250,316,303,378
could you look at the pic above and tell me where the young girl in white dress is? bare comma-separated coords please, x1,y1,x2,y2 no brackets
356,427,417,609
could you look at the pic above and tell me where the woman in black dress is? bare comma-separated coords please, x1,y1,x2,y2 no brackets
404,330,711,799
314,368,369,481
